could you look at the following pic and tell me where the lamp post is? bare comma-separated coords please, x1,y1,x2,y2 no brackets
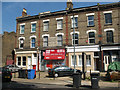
73,13,76,73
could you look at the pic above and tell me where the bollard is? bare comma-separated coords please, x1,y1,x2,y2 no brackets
53,71,55,80
39,70,40,79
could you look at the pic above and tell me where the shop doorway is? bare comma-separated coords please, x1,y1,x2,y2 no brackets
104,56,110,71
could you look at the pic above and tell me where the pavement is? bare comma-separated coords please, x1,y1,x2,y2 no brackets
11,71,120,89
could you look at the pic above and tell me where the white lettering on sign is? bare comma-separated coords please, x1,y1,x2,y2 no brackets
92,78,97,79
58,57,62,59
46,57,50,59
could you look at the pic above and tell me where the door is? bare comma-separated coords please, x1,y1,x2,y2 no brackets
28,56,31,69
104,56,110,71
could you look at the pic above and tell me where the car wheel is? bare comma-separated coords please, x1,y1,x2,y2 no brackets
54,73,59,77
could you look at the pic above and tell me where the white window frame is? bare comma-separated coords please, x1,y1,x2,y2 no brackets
57,35,63,46
18,37,25,49
43,19,49,31
86,55,91,66
31,38,36,48
72,33,79,45
88,32,95,44
78,55,82,66
71,15,78,28
17,56,21,66
56,19,63,30
43,36,48,47
31,21,37,33
86,15,94,26
22,56,26,67
103,11,112,24
20,23,25,34
71,55,77,66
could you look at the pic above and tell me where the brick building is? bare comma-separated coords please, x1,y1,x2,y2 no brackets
14,1,120,71
2,31,16,66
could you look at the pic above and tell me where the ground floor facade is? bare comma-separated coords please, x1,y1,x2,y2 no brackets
14,44,120,72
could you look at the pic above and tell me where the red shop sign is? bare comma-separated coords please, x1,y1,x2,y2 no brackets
44,49,65,60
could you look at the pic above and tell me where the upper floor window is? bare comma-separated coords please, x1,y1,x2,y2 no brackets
31,23,36,32
19,38,24,49
71,17,78,28
72,33,79,45
106,31,114,43
104,11,112,24
57,35,63,46
43,19,49,31
20,24,25,34
57,19,63,30
43,36,48,47
31,38,35,48
86,55,91,66
88,32,95,44
87,15,94,26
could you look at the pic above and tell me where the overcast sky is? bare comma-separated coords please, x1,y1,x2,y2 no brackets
1,0,119,34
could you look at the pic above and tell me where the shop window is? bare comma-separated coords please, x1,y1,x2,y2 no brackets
57,35,63,46
22,56,26,66
17,57,21,66
72,33,79,45
86,55,91,66
78,55,82,66
88,32,95,44
106,31,114,43
43,36,48,47
71,55,77,66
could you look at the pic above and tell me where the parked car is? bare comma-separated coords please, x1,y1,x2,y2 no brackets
48,66,81,77
3,64,22,73
1,67,12,82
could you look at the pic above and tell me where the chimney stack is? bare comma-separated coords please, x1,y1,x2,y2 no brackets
22,8,27,17
66,0,73,10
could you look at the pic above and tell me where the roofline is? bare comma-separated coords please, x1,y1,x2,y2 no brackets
16,2,120,21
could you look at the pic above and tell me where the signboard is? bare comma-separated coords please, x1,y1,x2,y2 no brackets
44,49,65,60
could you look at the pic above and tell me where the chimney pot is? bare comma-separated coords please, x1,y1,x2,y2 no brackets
22,8,27,17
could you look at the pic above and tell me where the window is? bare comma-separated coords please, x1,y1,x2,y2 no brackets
71,55,77,66
78,55,82,66
72,33,78,45
106,31,114,43
71,17,78,28
31,23,36,32
43,36,48,47
20,25,25,34
17,57,21,66
88,32,95,44
104,13,112,24
57,19,63,29
87,15,94,26
43,21,49,31
31,38,35,48
57,35,63,46
86,55,91,66
19,39,24,49
22,56,26,66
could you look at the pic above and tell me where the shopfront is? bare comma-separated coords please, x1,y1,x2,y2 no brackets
43,49,65,70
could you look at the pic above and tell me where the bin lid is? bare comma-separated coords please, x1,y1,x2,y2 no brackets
90,73,100,76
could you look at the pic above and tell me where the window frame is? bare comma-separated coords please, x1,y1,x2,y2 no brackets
71,17,78,28
106,30,114,43
71,55,77,66
31,38,36,48
22,56,26,66
57,19,63,30
86,55,91,66
104,13,112,24
17,57,21,66
31,23,36,33
19,38,24,49
43,21,49,31
57,35,63,46
20,23,25,34
72,33,79,45
87,15,94,26
43,36,48,47
88,32,95,44
78,55,82,66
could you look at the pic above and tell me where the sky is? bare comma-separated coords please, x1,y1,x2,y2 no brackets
1,0,119,34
